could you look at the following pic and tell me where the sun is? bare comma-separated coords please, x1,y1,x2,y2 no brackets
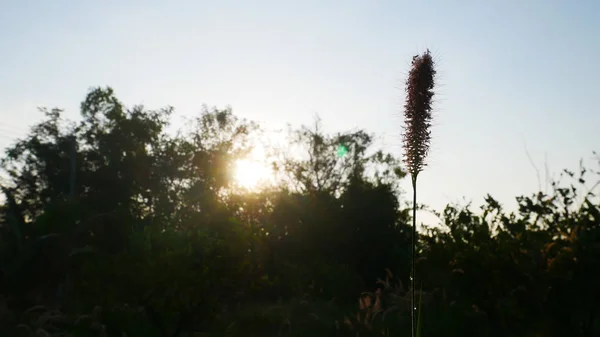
231,130,284,191
233,158,272,190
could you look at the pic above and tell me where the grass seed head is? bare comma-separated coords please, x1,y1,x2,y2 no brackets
403,49,436,178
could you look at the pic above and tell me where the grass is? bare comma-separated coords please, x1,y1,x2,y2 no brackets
403,49,437,337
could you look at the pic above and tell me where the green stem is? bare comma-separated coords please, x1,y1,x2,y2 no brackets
417,282,423,337
411,174,418,337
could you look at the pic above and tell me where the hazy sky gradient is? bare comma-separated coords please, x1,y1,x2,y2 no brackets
1,0,599,224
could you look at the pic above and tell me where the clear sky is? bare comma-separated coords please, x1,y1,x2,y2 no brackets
1,0,599,224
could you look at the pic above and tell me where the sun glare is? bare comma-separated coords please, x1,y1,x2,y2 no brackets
233,159,271,190
231,130,286,191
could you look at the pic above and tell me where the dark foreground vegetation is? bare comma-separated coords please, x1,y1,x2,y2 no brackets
0,88,599,336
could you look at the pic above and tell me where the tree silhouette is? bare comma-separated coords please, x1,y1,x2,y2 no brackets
0,88,598,337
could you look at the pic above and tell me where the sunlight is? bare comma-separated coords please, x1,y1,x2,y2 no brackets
230,129,285,191
233,158,271,190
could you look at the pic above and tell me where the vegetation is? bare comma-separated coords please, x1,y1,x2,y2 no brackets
402,49,437,337
0,87,598,337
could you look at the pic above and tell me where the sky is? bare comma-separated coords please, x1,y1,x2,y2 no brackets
1,0,599,225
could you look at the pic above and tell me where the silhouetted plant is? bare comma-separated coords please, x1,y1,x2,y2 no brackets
402,49,437,337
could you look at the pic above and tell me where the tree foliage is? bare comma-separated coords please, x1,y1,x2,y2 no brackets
0,88,598,337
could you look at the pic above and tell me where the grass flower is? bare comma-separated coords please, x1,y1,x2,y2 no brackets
402,49,437,337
